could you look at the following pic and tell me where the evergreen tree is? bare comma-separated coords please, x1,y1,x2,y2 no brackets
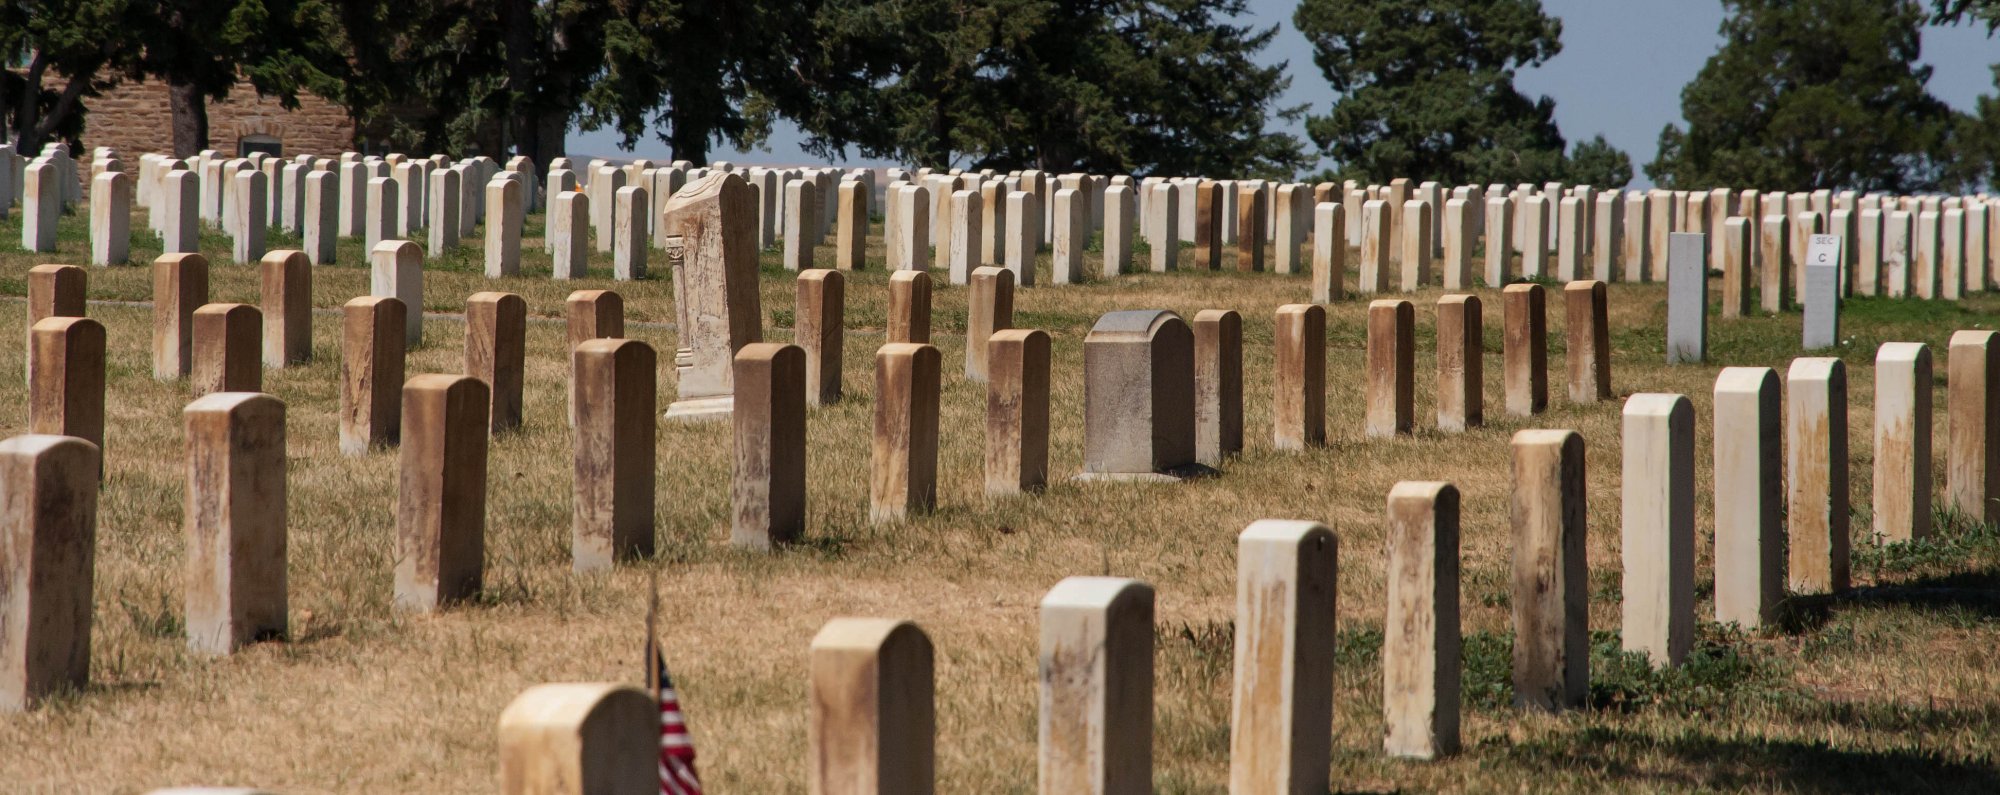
777,0,1307,177
1292,0,1627,186
1648,0,1957,192
1,0,134,155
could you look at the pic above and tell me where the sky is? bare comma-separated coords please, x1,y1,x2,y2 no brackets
569,0,2000,188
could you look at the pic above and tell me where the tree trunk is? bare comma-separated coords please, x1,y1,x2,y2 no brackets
12,52,48,156
167,78,209,158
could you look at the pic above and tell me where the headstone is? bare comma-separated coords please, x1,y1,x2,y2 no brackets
183,392,287,655
465,292,526,434
28,317,105,453
1502,284,1547,416
258,251,311,368
1193,309,1243,467
1563,280,1610,403
395,374,489,612
1235,185,1267,272
1484,196,1514,287
808,618,935,794
985,329,1052,496
153,253,212,380
1519,196,1548,278
1273,185,1306,275
1648,190,1676,280
1510,429,1587,712
731,343,806,548
1883,210,1913,297
427,167,461,253
1006,190,1041,281
1400,199,1433,290
26,263,87,376
1313,203,1346,302
228,170,268,264
592,166,628,253
1622,192,1650,281
1875,342,1933,542
1080,311,1197,481
1803,234,1842,349
1720,217,1751,318
1053,188,1087,284
958,266,1017,384
895,184,931,272
1856,208,1883,297
1439,198,1472,289
1039,577,1154,794
665,173,763,421
21,161,56,253
370,241,424,346
838,181,868,271
1365,299,1415,437
1758,215,1791,311
279,163,304,234
1360,199,1391,293
572,337,656,571
304,171,337,264
1193,180,1223,270
1621,393,1694,667
785,269,844,408
163,169,201,254
1269,303,1327,450
1948,331,2000,524
887,270,932,344
1666,233,1708,364
338,297,404,455
484,177,524,277
0,434,99,712
608,185,648,281
870,343,942,522
190,304,261,397
1915,209,1942,299
90,172,130,266
1593,191,1622,281
497,683,656,795
1103,185,1135,277
365,177,399,251
1224,523,1336,775
1381,486,1458,759
1436,295,1483,431
1786,357,1849,594
1713,367,1782,629
551,190,589,280
339,160,366,238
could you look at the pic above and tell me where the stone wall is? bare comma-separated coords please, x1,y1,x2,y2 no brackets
41,74,356,162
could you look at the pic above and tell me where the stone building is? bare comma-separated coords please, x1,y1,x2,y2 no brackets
75,77,358,159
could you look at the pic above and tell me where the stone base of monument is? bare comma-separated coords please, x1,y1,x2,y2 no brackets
664,395,734,422
1072,463,1218,483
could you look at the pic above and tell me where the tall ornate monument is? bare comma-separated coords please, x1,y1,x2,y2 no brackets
664,171,763,421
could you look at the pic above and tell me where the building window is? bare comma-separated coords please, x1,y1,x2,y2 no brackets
239,135,282,158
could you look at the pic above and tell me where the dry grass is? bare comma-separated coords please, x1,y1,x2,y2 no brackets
2,206,2000,793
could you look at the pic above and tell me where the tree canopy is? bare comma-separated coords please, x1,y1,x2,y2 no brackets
1292,0,1630,187
1648,0,1959,192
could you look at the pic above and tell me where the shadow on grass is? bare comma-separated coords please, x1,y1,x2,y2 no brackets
1778,565,2000,635
1507,726,2000,793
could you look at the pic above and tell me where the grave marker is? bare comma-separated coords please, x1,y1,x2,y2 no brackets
497,683,656,795
394,374,489,612
1038,577,1154,794
1787,358,1849,594
28,317,105,452
571,338,656,569
808,618,935,794
0,435,99,712
191,304,261,397
1366,299,1415,437
1502,284,1547,416
370,241,424,346
1511,429,1587,712
1382,488,1458,759
986,329,1051,496
1666,233,1708,364
1563,280,1610,403
465,292,526,433
1273,304,1327,449
1714,367,1782,629
183,392,287,655
1436,295,1482,431
1194,309,1243,467
1948,331,2000,524
1314,203,1345,302
339,297,405,455
664,173,762,421
732,343,807,548
1620,394,1694,667
1875,342,1933,542
1080,311,1197,481
259,251,311,368
966,267,1015,383
1803,234,1842,350
870,343,942,522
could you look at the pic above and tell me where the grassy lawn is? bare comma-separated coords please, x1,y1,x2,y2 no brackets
1,203,1999,793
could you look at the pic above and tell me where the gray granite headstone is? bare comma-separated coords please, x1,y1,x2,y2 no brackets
1667,232,1708,364
1803,234,1842,350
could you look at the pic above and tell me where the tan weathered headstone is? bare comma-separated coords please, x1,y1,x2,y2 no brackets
1510,429,1587,712
1194,180,1223,270
1273,304,1327,450
26,264,86,383
1436,295,1482,432
153,254,210,380
1622,192,1650,281
572,339,656,570
1760,215,1791,312
1236,184,1267,272
91,171,131,265
732,343,806,548
1365,299,1414,438
871,343,942,523
1503,284,1547,417
808,618,935,795
183,392,286,656
966,267,1015,383
1621,394,1694,667
339,297,405,456
1485,197,1514,286
887,270,932,344
1227,520,1338,779
1875,342,1933,542
1648,189,1676,280
1194,309,1243,466
1563,280,1610,403
1359,200,1391,293
1400,199,1433,290
498,683,656,795
257,251,311,368
395,374,489,612
838,180,869,271
465,292,526,434
784,180,820,272
28,317,105,455
1787,357,1849,594
1382,485,1459,759
1948,330,2000,523
369,240,424,346
1713,367,1782,628
1441,198,1473,289
986,329,1051,497
191,304,262,397
1720,217,1752,318
1038,577,1154,795
1313,203,1346,302
614,186,649,280
564,289,625,427
665,172,763,421
1081,311,1197,481
0,434,99,712
796,270,846,407
1519,196,1549,278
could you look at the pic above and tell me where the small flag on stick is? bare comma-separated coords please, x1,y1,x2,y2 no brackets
648,571,703,795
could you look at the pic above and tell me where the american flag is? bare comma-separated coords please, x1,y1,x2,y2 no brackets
647,576,703,795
